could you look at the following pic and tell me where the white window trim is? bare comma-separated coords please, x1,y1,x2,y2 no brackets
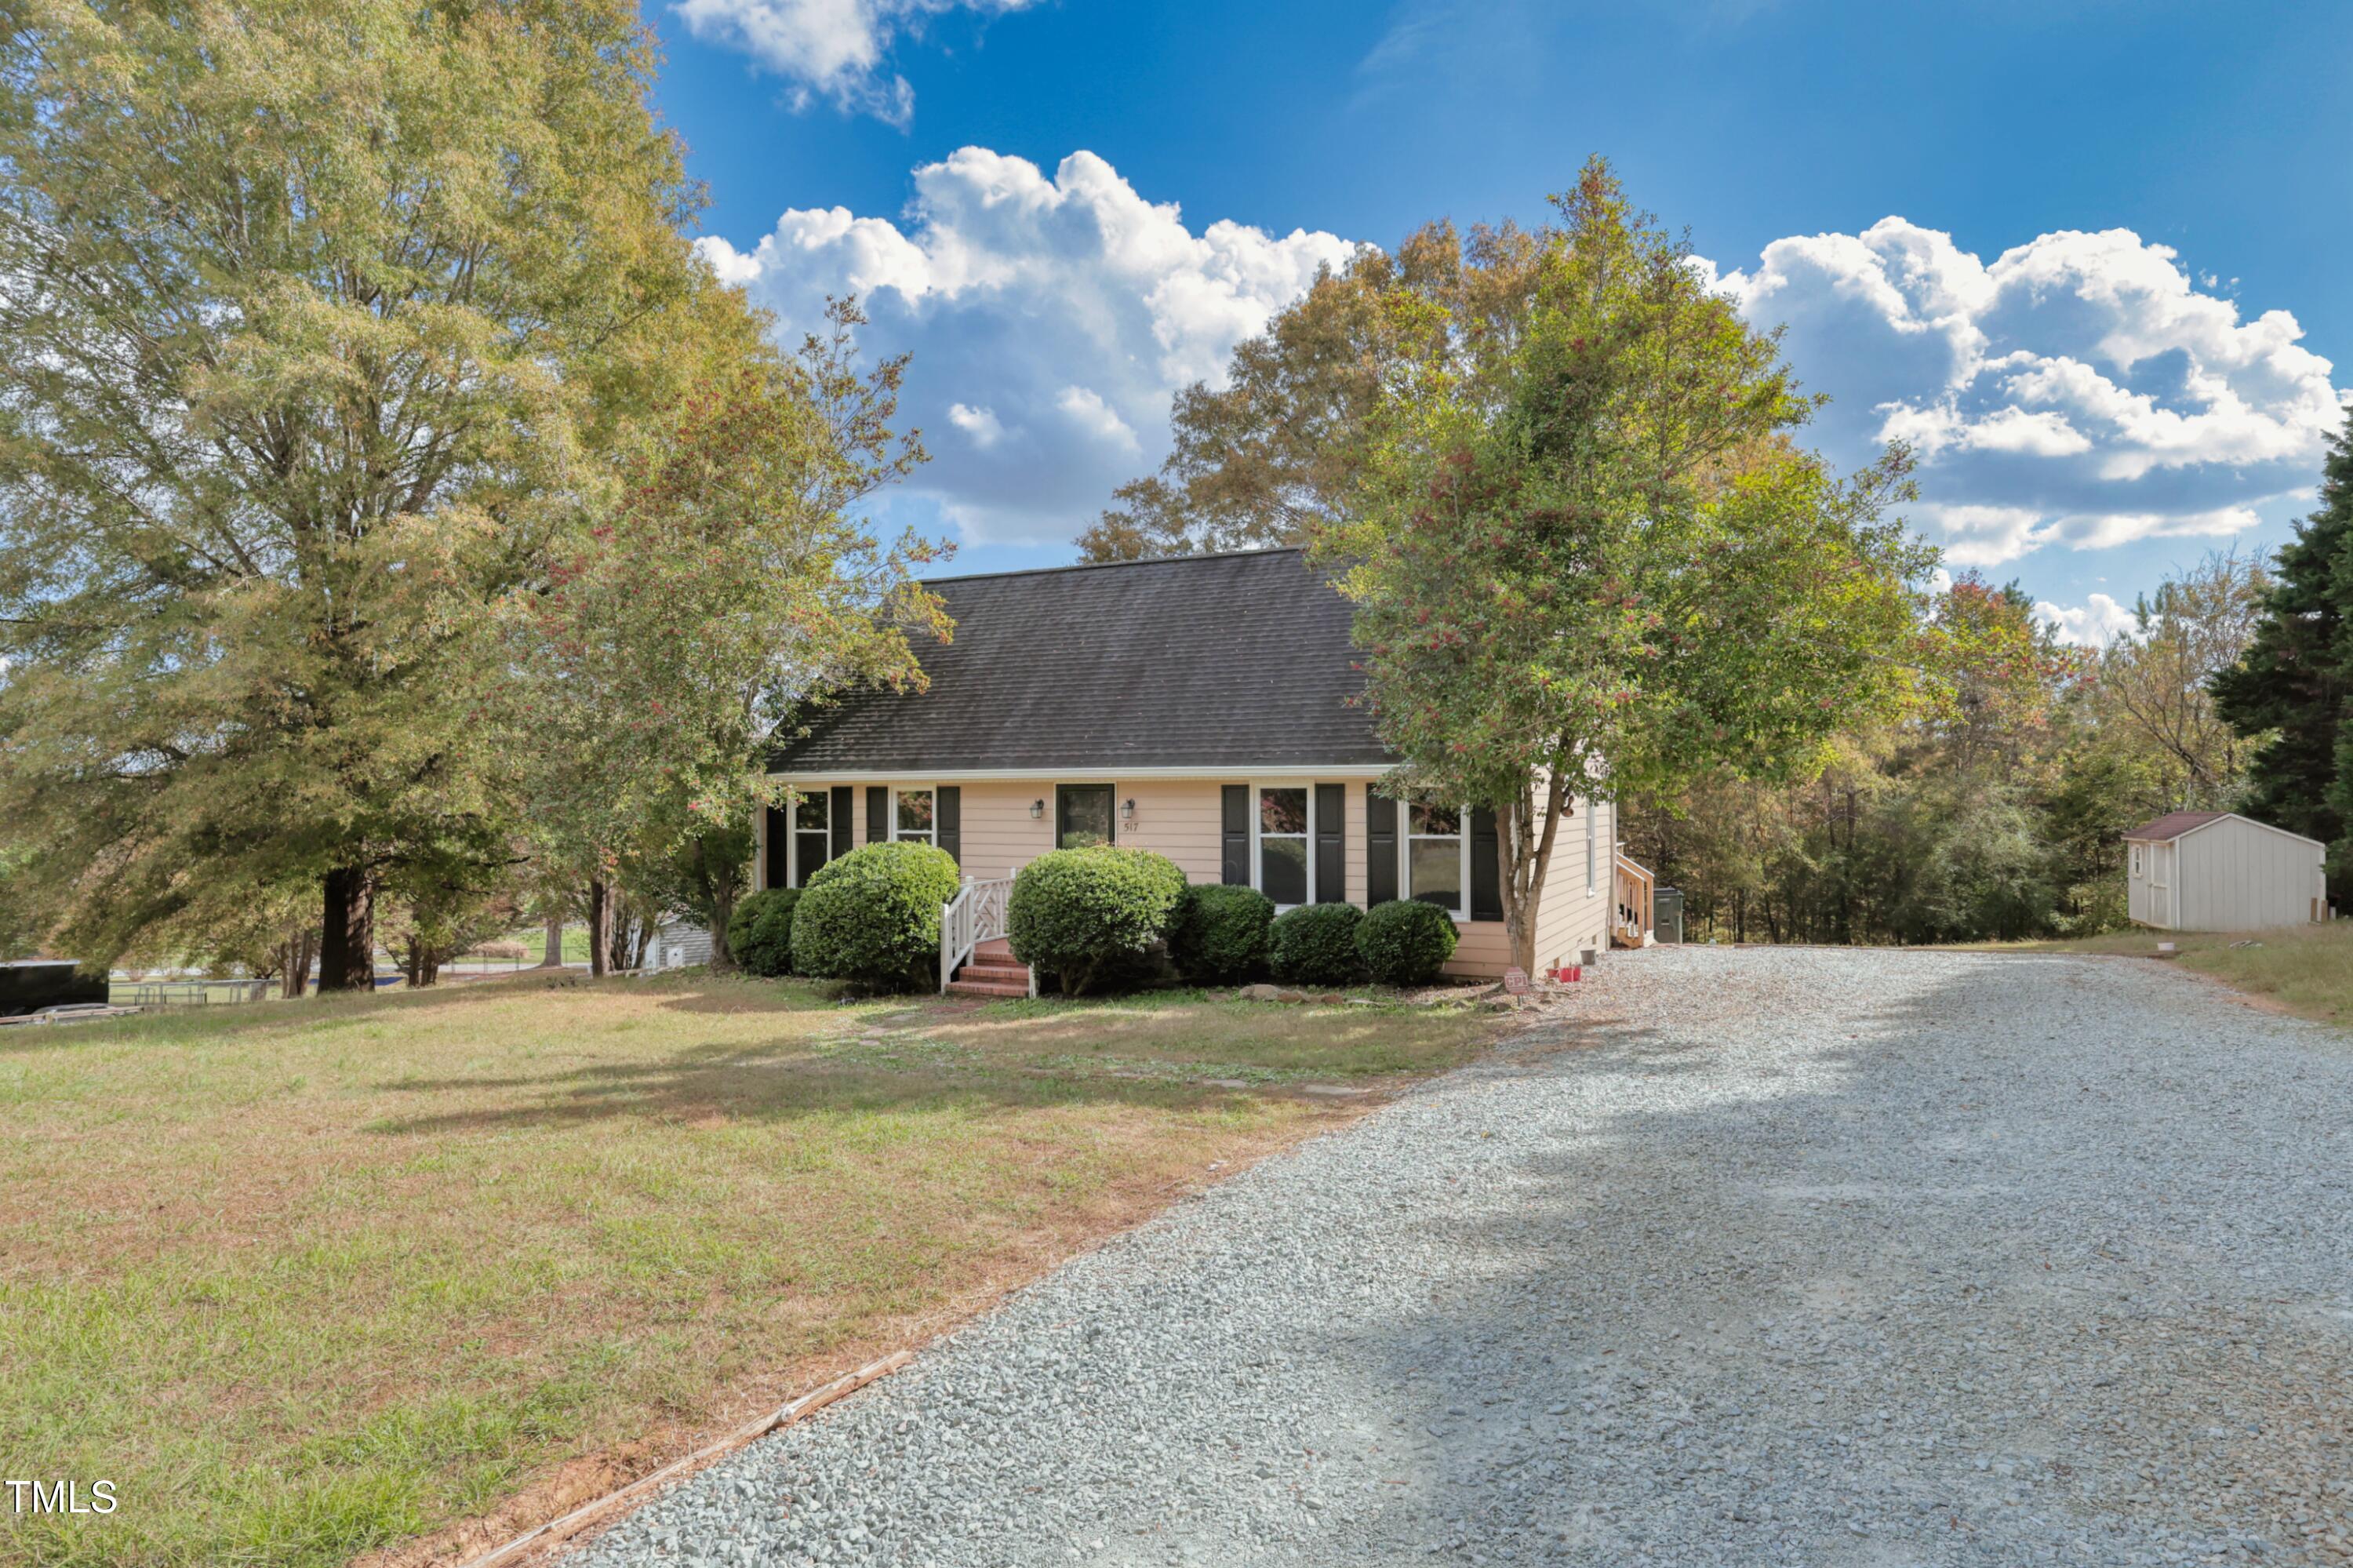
890,784,938,848
1249,780,1320,910
787,788,833,889
1399,800,1472,920
1585,795,1598,897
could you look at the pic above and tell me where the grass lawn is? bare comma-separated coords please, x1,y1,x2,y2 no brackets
1996,922,2353,1028
0,973,1488,1568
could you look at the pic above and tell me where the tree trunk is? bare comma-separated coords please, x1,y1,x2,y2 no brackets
279,929,317,1000
418,950,441,988
607,904,635,973
706,847,734,970
586,879,612,977
318,867,376,993
1498,770,1571,979
542,913,565,967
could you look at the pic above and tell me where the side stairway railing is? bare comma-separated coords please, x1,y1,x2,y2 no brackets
939,876,1017,992
1612,853,1656,948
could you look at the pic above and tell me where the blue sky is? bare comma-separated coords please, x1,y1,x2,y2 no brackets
649,0,2352,643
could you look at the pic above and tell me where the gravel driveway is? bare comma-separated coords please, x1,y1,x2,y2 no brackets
569,948,2353,1567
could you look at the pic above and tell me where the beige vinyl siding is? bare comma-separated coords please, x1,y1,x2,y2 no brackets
1115,782,1227,883
1344,787,1369,908
953,780,1054,879
1530,793,1609,973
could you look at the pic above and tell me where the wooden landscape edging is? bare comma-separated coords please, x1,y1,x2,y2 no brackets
453,1350,914,1568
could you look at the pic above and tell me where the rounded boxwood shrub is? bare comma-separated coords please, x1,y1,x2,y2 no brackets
727,887,802,977
1268,901,1366,988
1355,897,1459,986
790,842,963,990
1008,846,1187,996
1169,883,1275,984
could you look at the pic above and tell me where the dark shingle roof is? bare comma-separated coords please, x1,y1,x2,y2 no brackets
2125,810,2225,842
769,549,1387,773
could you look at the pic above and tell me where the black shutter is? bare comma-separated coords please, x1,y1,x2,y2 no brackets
867,786,888,845
1220,785,1250,886
1470,806,1503,922
765,805,788,891
937,786,961,867
1366,791,1398,907
1315,784,1344,904
829,786,853,860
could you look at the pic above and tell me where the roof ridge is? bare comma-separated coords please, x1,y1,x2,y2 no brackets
919,546,1304,587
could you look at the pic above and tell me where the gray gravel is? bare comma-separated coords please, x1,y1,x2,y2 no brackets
566,947,2353,1566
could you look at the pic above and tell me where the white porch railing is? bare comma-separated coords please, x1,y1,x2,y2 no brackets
939,876,1016,992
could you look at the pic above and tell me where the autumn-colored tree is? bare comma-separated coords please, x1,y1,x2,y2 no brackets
1917,573,2087,773
514,298,945,972
1318,161,1929,973
0,0,704,987
1078,222,1545,561
2097,550,2272,810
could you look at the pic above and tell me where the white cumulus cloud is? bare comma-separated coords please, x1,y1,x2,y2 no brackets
1704,219,2345,566
700,147,1360,545
2035,593,2139,649
946,402,1006,448
1055,386,1140,452
710,155,2345,569
672,0,1035,125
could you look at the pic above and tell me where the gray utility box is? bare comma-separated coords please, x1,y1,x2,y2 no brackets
1653,888,1684,944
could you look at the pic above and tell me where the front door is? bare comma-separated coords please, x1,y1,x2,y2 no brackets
1056,784,1115,849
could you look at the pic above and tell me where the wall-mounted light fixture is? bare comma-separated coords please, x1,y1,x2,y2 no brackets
1122,797,1138,824
1029,799,1045,820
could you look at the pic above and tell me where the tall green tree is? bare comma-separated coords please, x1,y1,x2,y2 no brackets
2213,407,2353,882
0,0,704,986
1317,161,1930,973
515,298,945,973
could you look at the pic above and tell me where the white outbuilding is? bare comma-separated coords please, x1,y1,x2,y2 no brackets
2125,811,2329,932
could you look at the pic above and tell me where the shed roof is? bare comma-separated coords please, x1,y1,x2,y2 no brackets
768,548,1387,774
2123,810,2328,850
2124,810,2225,842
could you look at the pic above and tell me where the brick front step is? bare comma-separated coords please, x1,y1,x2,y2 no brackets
973,937,1016,959
945,978,1030,999
958,962,1029,985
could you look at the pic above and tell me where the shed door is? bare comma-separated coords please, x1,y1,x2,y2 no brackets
2150,842,2174,928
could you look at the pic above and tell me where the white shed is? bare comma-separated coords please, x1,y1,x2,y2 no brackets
647,918,713,972
2125,811,2329,932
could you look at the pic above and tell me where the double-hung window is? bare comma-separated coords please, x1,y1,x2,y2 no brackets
1257,786,1311,906
791,792,831,887
893,787,936,846
1408,803,1467,917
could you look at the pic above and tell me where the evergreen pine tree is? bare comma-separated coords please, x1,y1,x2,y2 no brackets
2212,405,2353,886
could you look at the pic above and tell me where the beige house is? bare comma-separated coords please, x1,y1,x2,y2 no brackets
758,550,1630,992
2125,810,2329,932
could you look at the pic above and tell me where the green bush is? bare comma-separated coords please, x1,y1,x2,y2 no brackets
1355,898,1459,986
1268,901,1366,988
726,888,801,977
789,842,963,990
1007,846,1187,996
1169,883,1274,984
